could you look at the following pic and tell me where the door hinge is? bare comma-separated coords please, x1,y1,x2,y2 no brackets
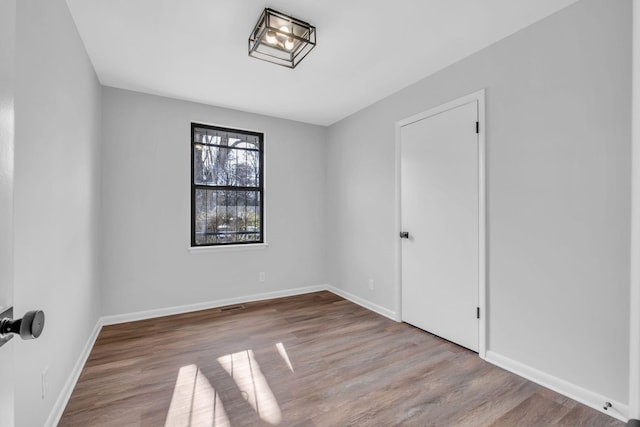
476,307,480,319
475,121,479,134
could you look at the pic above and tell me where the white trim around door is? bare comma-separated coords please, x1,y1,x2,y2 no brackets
394,89,487,358
629,0,640,422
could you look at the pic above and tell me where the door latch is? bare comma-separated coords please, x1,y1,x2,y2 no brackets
400,231,409,239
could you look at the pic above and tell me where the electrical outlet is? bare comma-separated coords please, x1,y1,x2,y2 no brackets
41,367,48,399
368,278,374,290
259,272,266,283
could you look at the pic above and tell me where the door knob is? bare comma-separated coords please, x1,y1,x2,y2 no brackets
0,310,45,340
400,231,409,239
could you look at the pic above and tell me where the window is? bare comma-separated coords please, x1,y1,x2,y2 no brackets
191,123,264,247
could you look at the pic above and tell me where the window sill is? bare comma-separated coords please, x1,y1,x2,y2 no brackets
188,243,269,254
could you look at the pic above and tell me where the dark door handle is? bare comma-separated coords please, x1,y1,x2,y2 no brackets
0,309,45,340
400,231,409,239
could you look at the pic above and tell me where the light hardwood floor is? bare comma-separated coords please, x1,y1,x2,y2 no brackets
59,291,623,426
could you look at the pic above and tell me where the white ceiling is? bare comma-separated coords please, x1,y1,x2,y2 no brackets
65,0,580,126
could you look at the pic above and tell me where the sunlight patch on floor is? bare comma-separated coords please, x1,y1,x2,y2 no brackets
276,342,294,373
165,364,230,427
217,350,282,425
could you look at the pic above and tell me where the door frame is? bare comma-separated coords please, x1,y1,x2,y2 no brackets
629,0,640,420
394,89,487,358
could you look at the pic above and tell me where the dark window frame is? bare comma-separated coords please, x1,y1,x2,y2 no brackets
191,122,265,247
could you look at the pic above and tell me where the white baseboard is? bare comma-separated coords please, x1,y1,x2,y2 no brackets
485,350,628,423
100,285,399,326
45,319,103,427
326,285,399,321
101,285,326,325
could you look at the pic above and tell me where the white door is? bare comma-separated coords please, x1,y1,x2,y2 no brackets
400,100,479,352
0,0,16,424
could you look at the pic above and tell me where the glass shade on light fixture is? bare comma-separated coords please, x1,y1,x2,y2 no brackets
248,8,316,69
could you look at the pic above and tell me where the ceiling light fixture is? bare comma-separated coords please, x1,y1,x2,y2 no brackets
248,8,316,69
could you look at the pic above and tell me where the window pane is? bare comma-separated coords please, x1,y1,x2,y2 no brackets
194,145,260,187
194,189,261,244
194,127,260,150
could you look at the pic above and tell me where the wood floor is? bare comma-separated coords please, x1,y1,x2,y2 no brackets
59,291,623,426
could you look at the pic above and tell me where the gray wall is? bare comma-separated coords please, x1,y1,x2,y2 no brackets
13,0,103,425
326,0,631,404
101,88,327,316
